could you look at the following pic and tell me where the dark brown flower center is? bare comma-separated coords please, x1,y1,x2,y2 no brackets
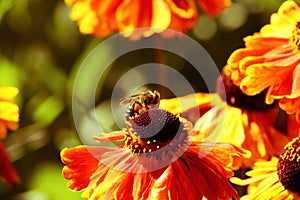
291,21,300,49
277,137,300,195
216,69,277,111
124,108,188,156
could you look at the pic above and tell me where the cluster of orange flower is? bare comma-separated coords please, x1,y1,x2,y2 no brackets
64,0,231,40
60,0,300,199
2,0,300,200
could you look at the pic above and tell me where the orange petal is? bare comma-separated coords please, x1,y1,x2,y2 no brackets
170,150,239,199
162,0,197,35
197,0,231,17
116,0,152,34
61,146,106,191
166,0,196,19
280,97,300,123
240,64,280,96
0,122,8,139
148,166,172,200
194,142,251,168
244,35,288,50
91,0,122,37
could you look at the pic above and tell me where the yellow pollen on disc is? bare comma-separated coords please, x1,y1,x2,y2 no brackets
291,21,300,49
280,137,300,162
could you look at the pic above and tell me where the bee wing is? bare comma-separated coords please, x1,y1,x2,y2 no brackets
119,94,143,105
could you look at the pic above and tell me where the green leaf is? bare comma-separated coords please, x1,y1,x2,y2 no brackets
0,0,15,21
27,162,82,200
33,95,64,125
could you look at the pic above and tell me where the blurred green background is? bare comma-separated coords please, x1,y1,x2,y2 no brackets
0,0,296,199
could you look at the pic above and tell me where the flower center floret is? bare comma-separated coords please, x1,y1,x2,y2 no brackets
277,137,300,195
124,108,189,158
291,21,300,49
216,69,277,111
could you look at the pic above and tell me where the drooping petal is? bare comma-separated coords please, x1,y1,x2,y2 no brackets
93,131,124,143
280,96,300,122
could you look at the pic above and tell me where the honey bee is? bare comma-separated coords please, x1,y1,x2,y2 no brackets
119,90,160,121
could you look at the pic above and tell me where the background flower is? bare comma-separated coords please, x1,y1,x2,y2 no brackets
227,0,300,122
0,87,19,139
194,67,289,169
230,137,300,200
64,0,232,39
0,87,20,187
65,0,198,40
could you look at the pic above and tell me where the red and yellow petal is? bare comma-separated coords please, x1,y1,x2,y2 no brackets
226,1,300,109
197,0,231,17
244,34,288,50
0,87,19,139
195,142,251,170
160,92,216,123
91,0,122,37
115,0,153,37
195,101,288,169
148,166,172,200
65,0,200,39
61,146,106,191
169,149,239,199
163,0,197,36
227,36,288,85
